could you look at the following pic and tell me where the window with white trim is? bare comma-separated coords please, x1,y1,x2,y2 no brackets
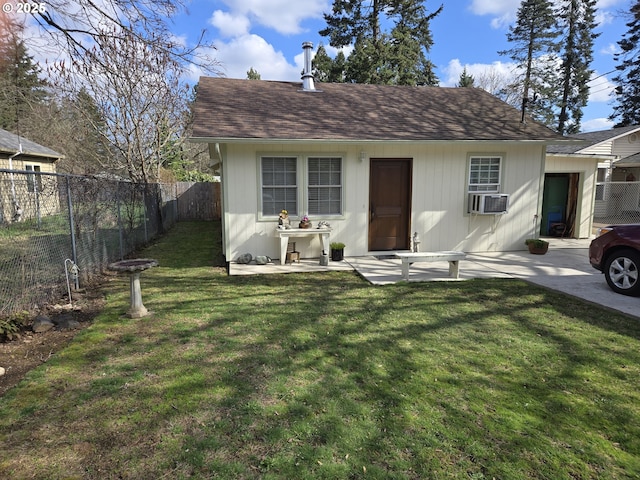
468,156,501,192
25,165,42,193
308,157,342,215
261,157,298,216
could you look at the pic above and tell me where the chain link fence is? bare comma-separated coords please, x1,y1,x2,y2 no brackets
594,181,640,226
0,169,179,316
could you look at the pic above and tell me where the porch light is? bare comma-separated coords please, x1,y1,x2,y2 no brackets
360,151,367,162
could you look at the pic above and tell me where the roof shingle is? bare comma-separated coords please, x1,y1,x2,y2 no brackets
0,128,63,159
192,78,570,143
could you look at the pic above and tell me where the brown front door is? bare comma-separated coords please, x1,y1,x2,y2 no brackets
368,159,412,251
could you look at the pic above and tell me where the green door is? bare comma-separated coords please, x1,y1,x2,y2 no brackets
541,174,569,236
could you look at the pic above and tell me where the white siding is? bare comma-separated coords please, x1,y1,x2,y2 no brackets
581,140,613,156
612,134,640,158
220,141,548,261
579,132,640,158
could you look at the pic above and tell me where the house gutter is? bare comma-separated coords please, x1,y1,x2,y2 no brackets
190,137,585,146
546,152,615,161
8,143,22,207
214,142,229,260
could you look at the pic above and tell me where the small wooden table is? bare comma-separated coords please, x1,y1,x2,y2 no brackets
395,251,466,281
274,228,332,265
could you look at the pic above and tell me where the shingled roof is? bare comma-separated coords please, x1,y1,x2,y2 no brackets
0,128,63,159
547,125,640,155
192,77,572,144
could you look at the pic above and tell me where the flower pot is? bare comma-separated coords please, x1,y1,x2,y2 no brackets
299,222,311,229
527,243,549,255
331,248,344,261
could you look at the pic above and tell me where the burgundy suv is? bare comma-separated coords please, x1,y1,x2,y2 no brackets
589,224,640,296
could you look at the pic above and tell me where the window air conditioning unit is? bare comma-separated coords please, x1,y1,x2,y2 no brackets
470,193,510,215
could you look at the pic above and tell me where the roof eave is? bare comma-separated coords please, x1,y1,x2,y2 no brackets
190,136,577,145
0,149,64,161
547,152,616,161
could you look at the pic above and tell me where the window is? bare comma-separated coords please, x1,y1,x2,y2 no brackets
308,157,342,215
261,157,297,216
595,167,607,201
25,165,42,193
468,156,501,192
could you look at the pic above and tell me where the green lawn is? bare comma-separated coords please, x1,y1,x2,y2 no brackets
1,221,639,479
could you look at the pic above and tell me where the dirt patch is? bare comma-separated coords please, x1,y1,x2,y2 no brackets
0,290,105,397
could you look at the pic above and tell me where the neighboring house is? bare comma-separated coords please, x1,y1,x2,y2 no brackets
0,128,64,224
547,125,640,226
191,44,580,263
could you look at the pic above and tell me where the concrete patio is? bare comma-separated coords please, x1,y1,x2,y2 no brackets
229,237,639,320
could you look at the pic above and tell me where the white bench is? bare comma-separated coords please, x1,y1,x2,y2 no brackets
395,251,467,281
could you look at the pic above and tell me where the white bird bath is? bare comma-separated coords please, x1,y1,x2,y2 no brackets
108,259,158,318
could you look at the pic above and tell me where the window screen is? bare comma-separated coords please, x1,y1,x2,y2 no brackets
261,157,297,216
468,156,501,192
308,157,342,215
25,165,42,193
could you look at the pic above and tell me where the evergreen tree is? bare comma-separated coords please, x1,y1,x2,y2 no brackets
499,0,559,126
320,0,442,85
344,36,385,84
247,67,261,80
312,45,346,83
610,1,640,127
386,1,441,85
458,67,475,87
0,20,47,131
556,0,599,134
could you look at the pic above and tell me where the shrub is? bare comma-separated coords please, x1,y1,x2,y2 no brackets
525,238,549,248
0,311,31,341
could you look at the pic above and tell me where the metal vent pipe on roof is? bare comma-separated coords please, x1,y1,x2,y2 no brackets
301,42,315,91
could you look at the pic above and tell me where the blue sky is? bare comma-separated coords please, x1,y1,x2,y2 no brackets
170,0,634,132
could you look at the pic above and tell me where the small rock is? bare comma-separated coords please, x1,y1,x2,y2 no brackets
255,255,271,265
0,367,5,376
236,253,253,264
54,313,80,331
50,313,70,325
32,315,55,333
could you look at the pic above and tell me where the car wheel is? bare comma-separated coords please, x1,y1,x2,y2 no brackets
604,249,640,296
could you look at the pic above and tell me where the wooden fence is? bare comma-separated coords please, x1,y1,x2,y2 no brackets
174,182,221,221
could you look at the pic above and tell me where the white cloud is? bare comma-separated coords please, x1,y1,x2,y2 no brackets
211,34,300,80
600,43,619,56
596,0,626,9
441,58,518,87
469,0,628,30
218,0,329,35
210,10,251,38
468,0,520,28
200,0,331,80
588,72,617,103
324,44,353,59
581,117,614,132
468,0,519,16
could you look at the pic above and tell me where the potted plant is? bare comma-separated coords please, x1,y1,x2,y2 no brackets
299,214,311,229
525,238,549,255
330,242,345,261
